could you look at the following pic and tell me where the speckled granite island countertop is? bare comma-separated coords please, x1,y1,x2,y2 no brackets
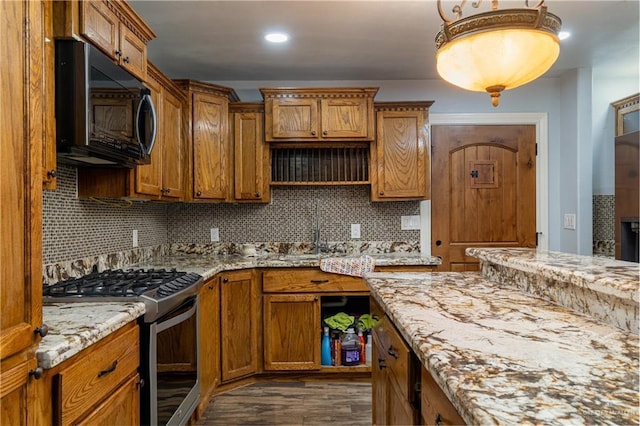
365,272,639,425
38,302,145,369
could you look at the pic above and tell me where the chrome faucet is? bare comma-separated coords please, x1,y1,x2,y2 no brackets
312,201,328,254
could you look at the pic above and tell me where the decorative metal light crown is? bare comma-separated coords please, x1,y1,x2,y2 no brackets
435,0,562,106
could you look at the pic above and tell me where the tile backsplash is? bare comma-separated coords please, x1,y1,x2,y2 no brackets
593,194,615,257
43,165,421,263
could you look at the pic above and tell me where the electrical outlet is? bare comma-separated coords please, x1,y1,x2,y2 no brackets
401,215,420,230
132,230,138,247
351,224,361,239
563,214,576,230
210,228,220,242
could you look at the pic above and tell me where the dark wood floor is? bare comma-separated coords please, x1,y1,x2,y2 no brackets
196,379,372,425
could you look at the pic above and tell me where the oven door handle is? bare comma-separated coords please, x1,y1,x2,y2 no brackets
156,299,197,333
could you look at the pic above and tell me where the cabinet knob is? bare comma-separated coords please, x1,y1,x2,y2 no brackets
46,169,56,179
322,130,328,136
115,49,122,57
255,192,261,198
34,324,49,337
29,368,43,380
208,285,214,290
222,277,229,283
136,378,145,388
165,188,170,194
196,191,202,197
379,191,384,196
311,130,317,136
435,240,442,246
387,346,399,359
377,358,386,369
435,413,442,426
123,56,130,64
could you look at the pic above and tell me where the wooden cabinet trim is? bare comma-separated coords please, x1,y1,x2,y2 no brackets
262,269,368,293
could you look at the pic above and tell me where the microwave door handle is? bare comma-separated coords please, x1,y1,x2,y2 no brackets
136,93,158,156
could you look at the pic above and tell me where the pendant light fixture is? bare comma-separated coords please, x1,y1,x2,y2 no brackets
435,0,562,107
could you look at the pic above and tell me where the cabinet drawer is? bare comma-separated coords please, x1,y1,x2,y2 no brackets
56,324,139,426
372,314,411,400
262,268,368,293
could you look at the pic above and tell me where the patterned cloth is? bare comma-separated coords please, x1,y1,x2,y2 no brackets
320,255,375,277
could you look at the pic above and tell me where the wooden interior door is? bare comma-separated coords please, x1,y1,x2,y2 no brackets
431,125,536,271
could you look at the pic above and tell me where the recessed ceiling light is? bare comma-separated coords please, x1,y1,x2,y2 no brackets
559,31,571,41
265,32,289,43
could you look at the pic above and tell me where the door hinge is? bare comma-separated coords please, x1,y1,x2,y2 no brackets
535,143,538,156
535,232,542,246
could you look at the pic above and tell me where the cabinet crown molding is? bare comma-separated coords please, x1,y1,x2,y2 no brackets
260,87,379,99
174,79,240,102
104,0,156,43
374,101,434,112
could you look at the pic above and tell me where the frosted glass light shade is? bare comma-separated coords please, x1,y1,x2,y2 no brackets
435,7,561,106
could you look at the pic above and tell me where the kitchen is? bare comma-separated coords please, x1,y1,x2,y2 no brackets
2,0,639,425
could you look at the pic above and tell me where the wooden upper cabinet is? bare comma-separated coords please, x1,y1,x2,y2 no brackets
176,80,239,201
55,0,155,81
371,101,434,201
229,103,270,203
261,87,378,142
136,63,185,200
1,2,46,424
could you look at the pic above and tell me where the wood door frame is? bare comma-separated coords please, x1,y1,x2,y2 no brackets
429,113,549,250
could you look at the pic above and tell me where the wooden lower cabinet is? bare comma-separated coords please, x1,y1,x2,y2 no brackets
33,322,141,426
263,294,320,370
421,367,465,426
198,277,220,414
220,270,260,382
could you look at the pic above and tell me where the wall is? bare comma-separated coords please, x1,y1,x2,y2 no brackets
42,165,168,263
43,166,420,263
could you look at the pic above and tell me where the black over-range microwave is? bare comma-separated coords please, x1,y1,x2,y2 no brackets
55,40,157,168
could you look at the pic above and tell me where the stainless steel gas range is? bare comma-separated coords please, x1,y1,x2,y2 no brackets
44,267,203,426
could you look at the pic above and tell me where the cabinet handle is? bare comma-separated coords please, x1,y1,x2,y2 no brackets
123,56,130,64
310,279,329,283
98,360,118,377
137,378,145,388
29,368,43,380
196,191,202,197
377,358,386,369
34,324,49,337
46,169,56,179
387,346,399,359
115,49,122,57
435,413,442,426
311,130,317,136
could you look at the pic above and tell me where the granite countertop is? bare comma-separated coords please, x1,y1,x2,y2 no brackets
129,251,441,282
39,252,438,369
365,272,639,425
38,302,146,369
467,247,640,302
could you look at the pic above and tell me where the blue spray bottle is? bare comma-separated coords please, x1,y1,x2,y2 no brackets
321,326,332,366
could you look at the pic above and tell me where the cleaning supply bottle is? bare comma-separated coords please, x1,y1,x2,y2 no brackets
321,327,332,366
341,328,361,366
365,334,372,366
357,329,366,364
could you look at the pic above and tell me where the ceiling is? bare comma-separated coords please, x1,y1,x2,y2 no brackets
129,1,639,84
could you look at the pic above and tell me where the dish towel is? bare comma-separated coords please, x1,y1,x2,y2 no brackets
320,255,375,277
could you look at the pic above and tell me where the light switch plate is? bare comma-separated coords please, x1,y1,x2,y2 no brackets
401,215,420,230
351,223,361,239
132,229,138,248
563,214,576,230
210,228,220,242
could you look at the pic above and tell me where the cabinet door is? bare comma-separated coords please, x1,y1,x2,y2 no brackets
263,294,320,371
135,76,163,197
42,0,56,189
193,92,229,200
373,110,429,200
233,112,269,202
162,90,185,199
421,367,465,426
118,24,147,81
372,333,388,426
1,0,44,363
220,270,258,382
321,97,369,139
198,278,220,407
79,0,118,59
76,374,141,426
268,98,319,140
